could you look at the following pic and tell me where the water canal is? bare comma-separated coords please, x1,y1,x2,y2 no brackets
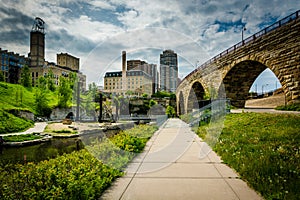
0,129,120,165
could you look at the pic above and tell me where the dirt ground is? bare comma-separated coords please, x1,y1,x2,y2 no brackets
245,94,285,108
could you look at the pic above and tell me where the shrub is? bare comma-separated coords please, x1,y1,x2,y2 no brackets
0,124,158,199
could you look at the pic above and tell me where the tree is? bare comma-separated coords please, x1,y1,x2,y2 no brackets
35,89,52,117
149,99,157,107
68,72,77,89
88,82,97,98
58,76,72,108
142,93,148,98
46,69,56,91
20,65,32,88
166,105,176,118
37,76,47,90
0,72,4,82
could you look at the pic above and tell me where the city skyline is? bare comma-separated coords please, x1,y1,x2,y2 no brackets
0,0,299,92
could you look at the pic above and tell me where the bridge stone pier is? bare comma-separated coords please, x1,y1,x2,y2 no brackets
176,10,300,115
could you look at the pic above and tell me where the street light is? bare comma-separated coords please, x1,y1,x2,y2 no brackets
242,26,247,43
195,60,200,69
262,84,269,95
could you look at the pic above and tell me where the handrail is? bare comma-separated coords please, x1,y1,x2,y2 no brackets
179,9,300,86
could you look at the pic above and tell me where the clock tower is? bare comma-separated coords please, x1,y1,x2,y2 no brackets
30,17,45,68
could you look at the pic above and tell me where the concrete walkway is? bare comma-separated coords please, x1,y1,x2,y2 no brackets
101,118,262,200
0,122,47,136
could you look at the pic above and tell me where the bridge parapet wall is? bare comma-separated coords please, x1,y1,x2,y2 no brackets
177,14,300,113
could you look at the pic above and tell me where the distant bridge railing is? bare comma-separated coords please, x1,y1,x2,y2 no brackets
187,99,230,127
179,9,300,86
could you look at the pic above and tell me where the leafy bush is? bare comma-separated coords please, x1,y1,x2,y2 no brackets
86,125,158,170
0,124,158,199
0,150,122,199
166,105,176,118
179,113,194,123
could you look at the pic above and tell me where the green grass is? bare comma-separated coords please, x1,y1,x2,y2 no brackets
0,82,59,133
0,124,158,199
195,113,300,200
3,133,43,142
275,103,300,111
0,82,58,113
0,110,34,134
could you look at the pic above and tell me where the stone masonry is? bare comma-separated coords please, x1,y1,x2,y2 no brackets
176,12,300,114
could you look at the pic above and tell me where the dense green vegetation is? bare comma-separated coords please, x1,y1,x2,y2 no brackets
0,74,79,133
195,113,300,200
151,91,176,99
276,103,300,111
0,124,158,199
0,110,34,134
3,133,42,142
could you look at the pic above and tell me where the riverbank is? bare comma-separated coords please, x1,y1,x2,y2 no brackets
0,124,158,199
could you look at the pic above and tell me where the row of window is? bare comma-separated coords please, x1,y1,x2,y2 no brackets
1,66,9,71
105,85,144,90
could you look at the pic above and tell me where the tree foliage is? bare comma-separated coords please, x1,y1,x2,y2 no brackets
58,77,72,108
46,69,56,92
35,89,51,117
166,105,176,118
20,65,32,88
0,72,5,82
152,91,176,99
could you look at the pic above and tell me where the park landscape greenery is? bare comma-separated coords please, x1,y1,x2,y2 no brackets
193,112,300,200
0,124,158,199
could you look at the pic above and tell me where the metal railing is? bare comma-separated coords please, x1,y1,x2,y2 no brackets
179,9,300,86
188,99,230,127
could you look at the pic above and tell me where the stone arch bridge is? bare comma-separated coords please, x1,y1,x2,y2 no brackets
176,10,300,115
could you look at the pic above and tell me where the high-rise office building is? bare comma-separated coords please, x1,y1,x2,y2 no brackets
159,50,178,92
127,60,158,94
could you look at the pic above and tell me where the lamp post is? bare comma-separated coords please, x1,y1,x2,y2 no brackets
242,27,247,43
195,60,199,69
262,84,269,96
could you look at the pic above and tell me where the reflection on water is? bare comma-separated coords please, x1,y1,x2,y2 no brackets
0,128,122,165
0,138,84,165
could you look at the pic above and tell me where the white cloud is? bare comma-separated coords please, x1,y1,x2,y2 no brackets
89,0,115,10
1,0,300,87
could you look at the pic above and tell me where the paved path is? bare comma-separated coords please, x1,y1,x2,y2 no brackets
0,122,47,136
101,118,262,200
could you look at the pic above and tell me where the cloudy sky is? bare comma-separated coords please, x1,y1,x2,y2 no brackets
0,0,299,93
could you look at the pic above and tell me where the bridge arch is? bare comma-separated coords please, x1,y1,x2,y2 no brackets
222,60,283,108
187,81,206,113
177,12,300,112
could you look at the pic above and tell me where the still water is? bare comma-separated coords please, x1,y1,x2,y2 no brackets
0,129,120,165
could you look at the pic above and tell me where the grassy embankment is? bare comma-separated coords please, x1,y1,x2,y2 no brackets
194,112,299,200
3,134,43,142
0,124,158,199
0,82,57,134
0,82,60,134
